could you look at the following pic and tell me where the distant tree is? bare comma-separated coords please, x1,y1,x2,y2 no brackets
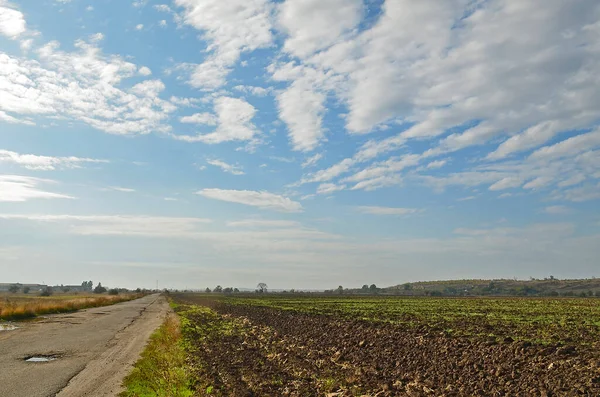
223,287,233,293
8,284,19,293
82,281,93,291
369,284,378,293
205,287,211,293
337,285,344,295
135,288,142,293
361,285,369,291
213,285,223,293
257,283,268,293
94,283,107,294
549,275,555,281
23,286,30,294
40,287,53,296
61,285,70,293
233,288,240,293
108,288,119,295
403,283,413,290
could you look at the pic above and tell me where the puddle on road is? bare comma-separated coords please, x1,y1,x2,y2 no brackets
25,355,58,363
0,323,19,331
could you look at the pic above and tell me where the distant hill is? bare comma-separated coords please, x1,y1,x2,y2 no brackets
383,277,600,297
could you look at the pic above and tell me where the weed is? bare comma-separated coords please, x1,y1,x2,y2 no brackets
120,315,194,397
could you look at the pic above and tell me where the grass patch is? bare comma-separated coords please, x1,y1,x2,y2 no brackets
0,294,141,321
120,314,194,397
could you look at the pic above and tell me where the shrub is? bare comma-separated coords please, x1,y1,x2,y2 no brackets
108,288,119,295
40,287,53,296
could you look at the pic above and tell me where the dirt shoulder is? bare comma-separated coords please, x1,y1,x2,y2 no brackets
0,293,169,397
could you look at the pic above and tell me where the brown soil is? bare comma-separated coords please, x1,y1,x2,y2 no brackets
175,297,600,396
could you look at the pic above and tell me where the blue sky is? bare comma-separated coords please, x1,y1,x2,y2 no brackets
0,0,599,290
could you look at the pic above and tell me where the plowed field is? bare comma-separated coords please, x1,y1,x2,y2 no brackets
172,294,600,396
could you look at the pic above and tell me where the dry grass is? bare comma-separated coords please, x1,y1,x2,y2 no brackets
0,294,141,321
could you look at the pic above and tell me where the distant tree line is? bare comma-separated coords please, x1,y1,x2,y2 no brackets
4,280,140,296
323,284,381,295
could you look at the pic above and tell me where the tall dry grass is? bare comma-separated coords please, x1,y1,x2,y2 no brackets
0,294,141,321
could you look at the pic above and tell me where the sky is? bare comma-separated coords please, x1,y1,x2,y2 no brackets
0,0,599,290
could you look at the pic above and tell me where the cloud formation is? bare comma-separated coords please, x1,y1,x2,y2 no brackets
0,149,107,170
0,175,74,202
206,159,245,175
196,188,303,212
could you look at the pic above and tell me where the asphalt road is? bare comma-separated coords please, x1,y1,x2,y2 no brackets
0,294,169,397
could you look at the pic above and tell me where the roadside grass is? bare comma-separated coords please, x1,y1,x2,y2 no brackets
0,294,141,321
120,314,194,397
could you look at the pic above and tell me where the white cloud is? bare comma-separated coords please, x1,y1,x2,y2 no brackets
206,159,244,175
286,0,600,200
0,1,26,39
426,159,447,169
233,85,269,97
89,33,104,42
342,154,421,186
302,153,323,168
356,206,420,216
138,66,152,76
174,0,273,90
226,219,301,228
277,0,363,59
0,149,107,170
135,24,144,30
559,183,600,202
276,81,326,151
180,112,217,125
20,38,33,51
104,186,136,193
196,188,303,212
169,96,202,107
130,79,166,96
529,129,600,161
172,96,259,144
154,4,171,12
0,39,175,135
86,6,93,11
0,175,74,202
0,214,211,237
316,183,345,195
159,20,167,28
544,205,572,215
300,158,354,184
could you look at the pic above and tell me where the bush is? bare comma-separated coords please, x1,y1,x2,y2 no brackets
108,288,119,295
94,283,107,294
40,287,53,296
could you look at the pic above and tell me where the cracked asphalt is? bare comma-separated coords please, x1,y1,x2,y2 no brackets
0,294,169,397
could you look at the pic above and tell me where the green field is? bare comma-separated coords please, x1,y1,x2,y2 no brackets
213,294,600,344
